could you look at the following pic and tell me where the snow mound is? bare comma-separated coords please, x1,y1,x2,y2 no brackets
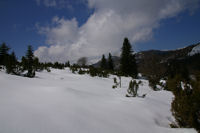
188,44,200,56
0,68,197,133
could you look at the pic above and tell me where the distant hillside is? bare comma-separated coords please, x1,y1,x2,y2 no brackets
137,43,200,77
92,42,200,77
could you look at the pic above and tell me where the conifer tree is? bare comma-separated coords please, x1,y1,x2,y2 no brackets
25,45,35,77
108,53,114,70
6,51,18,74
21,56,28,71
120,38,137,77
0,43,10,66
33,57,39,71
65,61,70,67
100,54,107,69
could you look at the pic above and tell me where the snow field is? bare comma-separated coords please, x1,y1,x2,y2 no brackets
0,68,197,133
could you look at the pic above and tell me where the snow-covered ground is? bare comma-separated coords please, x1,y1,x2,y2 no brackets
0,68,197,133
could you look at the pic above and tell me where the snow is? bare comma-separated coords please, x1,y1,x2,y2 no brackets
188,44,200,56
160,79,166,85
0,68,197,133
180,81,193,90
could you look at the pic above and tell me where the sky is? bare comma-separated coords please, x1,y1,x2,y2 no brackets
0,0,200,63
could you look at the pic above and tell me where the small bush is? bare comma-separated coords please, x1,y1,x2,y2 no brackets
112,77,120,89
127,80,138,97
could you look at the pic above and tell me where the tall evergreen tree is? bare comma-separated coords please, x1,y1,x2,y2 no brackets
21,56,28,71
0,43,10,66
108,53,114,70
6,51,18,74
120,38,137,77
33,57,39,71
100,54,107,69
25,45,35,77
65,61,70,67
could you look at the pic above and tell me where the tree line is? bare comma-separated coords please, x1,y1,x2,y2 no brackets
0,43,71,78
69,37,138,78
0,37,138,78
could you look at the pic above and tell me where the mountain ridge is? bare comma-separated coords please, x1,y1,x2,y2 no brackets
92,42,200,77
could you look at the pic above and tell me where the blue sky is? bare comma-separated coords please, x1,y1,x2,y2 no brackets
0,0,200,62
137,9,200,51
0,0,92,58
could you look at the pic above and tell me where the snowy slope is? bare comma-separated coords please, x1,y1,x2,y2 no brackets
0,69,197,133
188,44,200,56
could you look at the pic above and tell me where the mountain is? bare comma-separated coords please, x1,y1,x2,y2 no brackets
188,43,200,56
137,43,200,77
92,42,200,77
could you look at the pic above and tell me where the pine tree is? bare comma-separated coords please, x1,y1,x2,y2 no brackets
21,56,28,71
100,54,107,69
108,53,114,70
120,38,137,78
25,45,35,77
6,51,18,74
0,43,10,66
65,61,70,67
33,57,39,71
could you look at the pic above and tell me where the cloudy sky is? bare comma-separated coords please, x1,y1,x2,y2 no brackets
1,0,200,63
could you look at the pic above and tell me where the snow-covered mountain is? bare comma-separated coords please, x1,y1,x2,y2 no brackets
0,68,197,133
188,44,200,56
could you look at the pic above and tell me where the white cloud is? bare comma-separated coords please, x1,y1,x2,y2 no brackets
35,0,199,63
35,0,74,9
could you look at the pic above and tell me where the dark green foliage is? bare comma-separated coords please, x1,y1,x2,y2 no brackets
120,38,137,78
21,56,27,71
69,64,109,78
53,62,65,69
148,75,161,91
88,66,108,78
25,45,35,78
100,54,107,69
112,77,119,89
0,43,10,66
70,64,82,73
0,43,68,76
165,55,200,132
112,76,122,88
108,53,114,70
6,51,18,74
65,61,70,67
167,59,189,81
33,57,40,71
127,80,138,97
167,73,200,132
0,43,19,74
78,68,86,75
70,66,78,73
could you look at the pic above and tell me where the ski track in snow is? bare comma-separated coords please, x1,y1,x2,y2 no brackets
0,68,197,133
